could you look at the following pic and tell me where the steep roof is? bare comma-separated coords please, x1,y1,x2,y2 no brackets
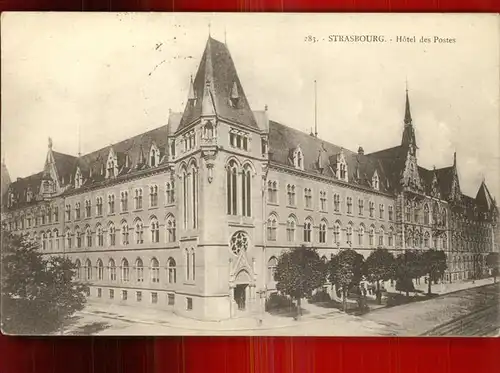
178,37,258,131
417,165,454,199
5,171,44,208
476,181,495,211
268,120,393,193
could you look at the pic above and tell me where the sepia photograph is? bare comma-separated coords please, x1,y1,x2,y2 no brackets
1,12,499,336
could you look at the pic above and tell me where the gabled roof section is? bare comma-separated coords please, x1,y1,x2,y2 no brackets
476,181,495,211
52,151,78,184
418,165,454,199
268,120,393,193
367,145,408,192
178,37,258,131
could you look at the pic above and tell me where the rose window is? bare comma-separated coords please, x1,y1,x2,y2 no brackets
230,231,249,255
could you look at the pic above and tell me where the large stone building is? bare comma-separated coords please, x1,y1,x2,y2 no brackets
2,37,498,321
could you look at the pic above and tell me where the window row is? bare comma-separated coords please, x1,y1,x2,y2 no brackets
404,230,449,250
33,216,177,250
64,183,175,221
74,252,195,283
270,182,394,220
9,207,60,231
405,202,448,226
266,214,396,247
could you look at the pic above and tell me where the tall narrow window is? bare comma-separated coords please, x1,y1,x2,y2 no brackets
406,202,411,222
388,228,394,246
121,222,129,245
379,204,384,219
267,214,277,241
192,167,198,228
97,225,103,246
369,201,374,218
135,220,144,244
346,224,353,244
167,258,177,284
358,199,364,216
150,218,159,243
166,181,175,204
108,259,116,281
150,185,158,207
333,222,341,244
85,200,91,218
304,188,312,208
319,220,327,243
287,185,296,206
97,259,104,280
85,259,92,281
150,258,160,283
424,204,430,225
75,259,81,279
320,191,327,211
226,162,238,215
286,216,296,242
135,258,144,282
241,166,251,217
166,215,176,242
121,191,128,212
96,197,103,216
388,206,394,221
182,170,188,228
358,226,365,246
303,218,312,243
347,197,353,214
369,226,375,246
378,228,384,246
334,194,340,212
75,202,81,219
108,194,115,214
66,229,72,249
135,189,143,210
108,223,116,246
267,257,278,282
85,226,92,247
65,205,71,221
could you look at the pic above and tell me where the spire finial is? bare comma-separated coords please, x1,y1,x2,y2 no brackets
453,151,457,167
208,21,211,37
48,137,53,149
404,81,412,125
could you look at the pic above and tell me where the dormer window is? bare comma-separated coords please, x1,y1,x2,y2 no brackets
183,130,196,152
75,168,83,188
203,121,214,139
149,143,160,167
27,188,33,203
372,171,380,191
336,150,348,182
230,81,240,107
105,148,118,178
293,145,304,170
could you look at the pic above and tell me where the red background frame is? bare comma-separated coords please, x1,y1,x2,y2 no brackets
1,1,499,372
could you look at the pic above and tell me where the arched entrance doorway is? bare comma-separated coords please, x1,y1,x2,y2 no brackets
233,269,251,312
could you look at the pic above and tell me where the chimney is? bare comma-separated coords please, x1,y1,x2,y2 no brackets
358,146,364,155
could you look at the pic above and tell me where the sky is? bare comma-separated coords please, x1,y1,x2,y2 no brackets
1,13,499,200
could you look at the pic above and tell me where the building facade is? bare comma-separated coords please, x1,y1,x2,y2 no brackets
2,37,498,321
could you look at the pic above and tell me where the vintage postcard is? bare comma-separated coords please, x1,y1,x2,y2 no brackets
1,12,498,336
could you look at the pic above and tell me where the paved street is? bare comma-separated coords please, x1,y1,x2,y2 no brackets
64,280,499,336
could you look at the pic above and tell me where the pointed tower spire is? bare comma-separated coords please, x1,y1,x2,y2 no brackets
404,83,412,125
401,85,417,149
453,151,457,167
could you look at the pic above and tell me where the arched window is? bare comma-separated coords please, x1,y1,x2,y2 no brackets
167,258,176,284
96,225,103,247
108,194,115,214
388,227,394,246
286,216,296,242
185,249,196,281
369,226,375,246
346,196,353,214
121,258,129,282
85,226,92,247
135,258,144,282
182,168,189,228
406,230,412,247
151,258,160,283
294,146,304,170
333,193,340,212
108,222,116,246
432,203,439,225
267,214,278,241
85,200,91,218
424,231,430,248
378,227,385,247
346,224,353,244
75,259,81,279
75,227,82,248
42,232,47,250
65,229,72,249
442,208,447,226
191,164,198,228
414,204,419,224
53,229,59,250
372,172,379,190
108,259,117,281
85,259,92,280
358,225,365,246
241,165,252,217
166,215,176,242
97,259,104,280
433,233,439,249
287,185,296,206
424,204,430,225
267,180,278,204
369,201,375,218
121,191,129,212
135,219,144,244
333,221,341,244
150,217,159,243
48,231,53,250
319,220,327,243
303,218,312,243
226,161,238,215
268,256,278,282
406,202,411,222
134,188,143,210
149,185,159,207
443,233,448,250
413,231,419,247
166,181,175,204
96,197,103,216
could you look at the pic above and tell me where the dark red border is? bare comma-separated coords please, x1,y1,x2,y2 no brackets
1,1,499,372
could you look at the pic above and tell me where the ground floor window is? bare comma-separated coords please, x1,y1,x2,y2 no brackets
151,292,158,304
186,297,193,310
122,290,128,301
97,288,102,298
168,293,175,306
109,289,114,299
136,291,142,302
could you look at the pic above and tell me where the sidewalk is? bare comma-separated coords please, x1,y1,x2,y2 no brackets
76,299,342,332
410,277,494,296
